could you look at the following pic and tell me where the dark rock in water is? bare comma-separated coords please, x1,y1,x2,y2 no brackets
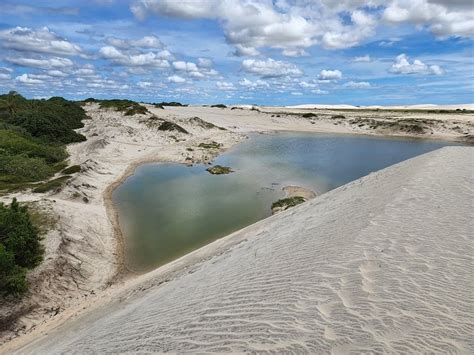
206,165,234,175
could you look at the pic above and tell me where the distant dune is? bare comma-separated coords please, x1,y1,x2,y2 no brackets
285,103,474,110
17,146,474,353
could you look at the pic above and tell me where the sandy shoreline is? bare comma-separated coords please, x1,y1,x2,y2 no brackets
1,104,473,348
10,146,474,353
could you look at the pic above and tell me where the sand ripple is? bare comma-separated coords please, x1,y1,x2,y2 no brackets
18,147,474,354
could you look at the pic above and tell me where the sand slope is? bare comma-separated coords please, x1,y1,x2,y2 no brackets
16,146,474,354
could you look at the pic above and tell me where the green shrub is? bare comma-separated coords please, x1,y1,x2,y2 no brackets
206,165,233,175
0,198,44,297
32,176,71,193
99,99,149,116
211,104,227,108
61,165,81,174
158,121,188,134
271,196,306,210
0,92,87,190
198,141,222,149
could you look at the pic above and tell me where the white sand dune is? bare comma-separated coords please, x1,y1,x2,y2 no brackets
16,146,474,354
286,103,474,110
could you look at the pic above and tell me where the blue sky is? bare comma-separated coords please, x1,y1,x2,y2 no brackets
0,0,472,105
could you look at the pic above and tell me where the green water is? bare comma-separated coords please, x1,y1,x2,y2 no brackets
113,132,457,272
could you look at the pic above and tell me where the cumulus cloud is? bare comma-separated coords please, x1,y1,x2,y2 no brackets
130,0,379,53
99,46,170,68
137,81,152,88
216,81,235,90
197,58,213,68
232,44,260,57
383,0,474,38
6,56,74,69
299,80,319,88
105,35,163,49
318,69,342,80
344,81,371,88
172,61,198,72
282,48,309,57
353,55,371,62
238,78,268,88
0,26,82,56
168,75,186,83
242,58,303,78
16,73,43,84
390,54,445,75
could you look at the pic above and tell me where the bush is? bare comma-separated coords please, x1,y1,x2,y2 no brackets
158,121,188,134
0,92,86,190
0,198,44,297
156,101,187,107
61,165,81,174
99,99,149,116
211,104,227,108
32,176,71,193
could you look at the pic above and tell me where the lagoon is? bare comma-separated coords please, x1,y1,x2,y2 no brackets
113,132,456,272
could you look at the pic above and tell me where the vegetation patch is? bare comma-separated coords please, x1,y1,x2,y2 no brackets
158,121,189,134
198,141,222,149
0,198,44,297
302,113,317,118
211,104,227,108
188,116,226,130
271,196,306,213
156,101,187,107
206,165,233,175
32,176,71,194
99,99,149,116
61,165,81,174
0,92,87,191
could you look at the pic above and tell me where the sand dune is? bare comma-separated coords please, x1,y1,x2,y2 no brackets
15,146,474,354
286,103,474,110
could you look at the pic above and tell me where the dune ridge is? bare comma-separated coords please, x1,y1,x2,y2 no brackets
16,146,474,354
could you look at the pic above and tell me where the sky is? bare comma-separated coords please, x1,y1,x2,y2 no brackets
0,0,473,105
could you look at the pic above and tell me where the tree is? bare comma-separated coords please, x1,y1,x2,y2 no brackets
0,198,44,297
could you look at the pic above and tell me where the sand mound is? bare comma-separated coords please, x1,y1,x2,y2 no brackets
16,146,473,353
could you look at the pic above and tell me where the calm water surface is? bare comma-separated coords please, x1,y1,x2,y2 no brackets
113,132,457,272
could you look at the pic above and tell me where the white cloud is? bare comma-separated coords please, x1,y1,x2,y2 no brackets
105,35,163,49
318,69,342,80
242,58,303,78
137,81,152,88
383,0,474,38
238,78,268,88
6,56,74,69
16,73,43,84
299,80,318,88
131,0,380,53
353,55,371,62
232,44,260,57
282,48,309,57
344,81,371,88
172,61,198,72
311,88,328,94
0,73,11,80
168,75,186,83
99,46,170,68
0,26,82,56
390,54,444,75
197,58,213,68
47,70,68,77
216,81,235,90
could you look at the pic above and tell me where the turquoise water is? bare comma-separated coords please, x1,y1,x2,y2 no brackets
113,132,457,272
